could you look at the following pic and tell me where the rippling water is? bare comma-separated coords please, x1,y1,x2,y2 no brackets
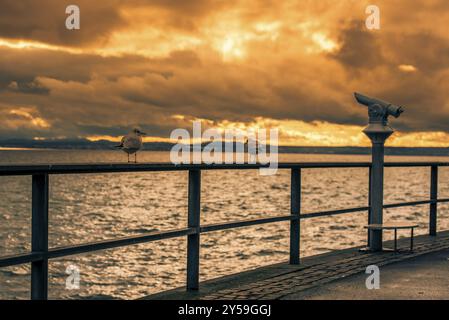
0,150,448,299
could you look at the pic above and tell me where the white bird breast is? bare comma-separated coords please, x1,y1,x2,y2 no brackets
122,135,142,154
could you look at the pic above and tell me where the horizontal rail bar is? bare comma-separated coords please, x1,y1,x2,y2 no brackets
46,228,196,259
1,162,448,176
383,198,449,210
383,200,434,209
200,215,298,233
300,198,449,219
0,252,43,268
0,163,267,176
301,206,370,219
0,162,368,176
384,162,449,167
0,228,195,266
278,162,372,169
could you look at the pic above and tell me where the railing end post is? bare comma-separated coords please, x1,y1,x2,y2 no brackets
187,169,201,291
31,173,49,300
429,165,438,236
289,168,301,265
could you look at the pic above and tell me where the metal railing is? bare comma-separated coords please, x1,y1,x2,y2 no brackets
0,162,448,299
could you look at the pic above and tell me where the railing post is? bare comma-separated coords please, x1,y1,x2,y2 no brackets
429,165,438,236
31,174,49,300
290,168,301,264
368,140,387,251
367,166,372,246
187,169,201,290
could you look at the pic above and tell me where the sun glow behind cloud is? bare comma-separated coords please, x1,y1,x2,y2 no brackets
161,116,449,147
85,120,449,147
309,32,339,53
0,38,84,54
6,107,51,129
0,3,344,61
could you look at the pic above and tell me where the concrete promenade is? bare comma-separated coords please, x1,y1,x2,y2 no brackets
286,247,449,300
146,230,449,300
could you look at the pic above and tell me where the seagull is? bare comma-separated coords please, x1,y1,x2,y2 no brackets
115,128,146,163
244,138,259,155
244,137,259,163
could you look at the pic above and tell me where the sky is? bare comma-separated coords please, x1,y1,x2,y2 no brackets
1,0,449,147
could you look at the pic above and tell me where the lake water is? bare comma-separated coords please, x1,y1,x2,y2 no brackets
0,150,448,299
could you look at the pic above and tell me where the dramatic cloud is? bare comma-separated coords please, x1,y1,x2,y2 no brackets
0,0,125,46
1,0,449,146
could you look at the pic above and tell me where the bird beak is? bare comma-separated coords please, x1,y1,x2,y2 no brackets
140,132,147,136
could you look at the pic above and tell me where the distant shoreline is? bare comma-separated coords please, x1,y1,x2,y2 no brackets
0,147,50,151
0,141,448,157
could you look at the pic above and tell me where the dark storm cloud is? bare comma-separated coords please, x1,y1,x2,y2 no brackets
0,46,173,84
0,0,228,47
116,60,359,126
128,0,231,33
376,75,449,133
1,78,50,95
75,125,133,137
330,21,387,69
385,32,449,74
326,14,449,133
0,0,125,46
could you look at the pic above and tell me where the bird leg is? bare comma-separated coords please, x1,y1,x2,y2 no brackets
135,153,137,163
127,153,130,163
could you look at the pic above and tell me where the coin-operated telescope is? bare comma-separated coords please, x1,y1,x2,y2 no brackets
354,92,404,141
354,92,405,252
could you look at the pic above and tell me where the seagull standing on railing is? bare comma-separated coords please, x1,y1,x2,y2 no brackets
244,137,259,162
115,128,146,163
